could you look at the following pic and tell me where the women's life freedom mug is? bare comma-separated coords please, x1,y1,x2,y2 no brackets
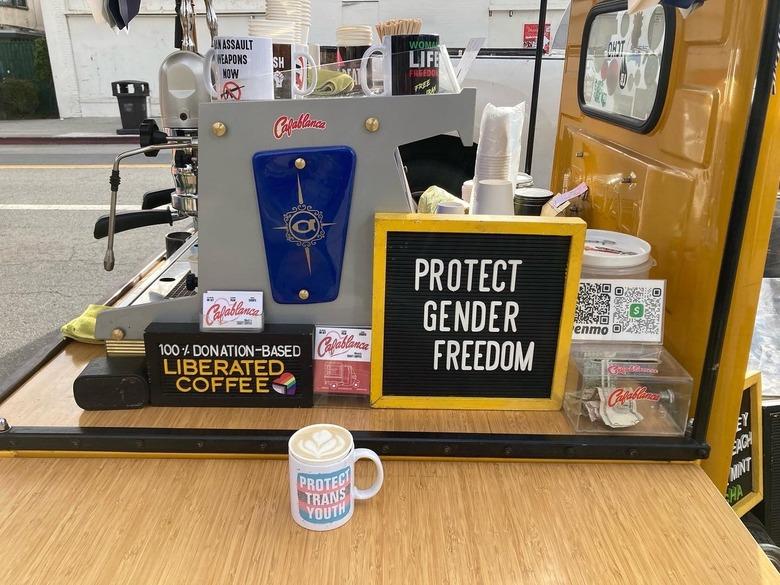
288,423,384,531
359,34,439,96
203,35,274,101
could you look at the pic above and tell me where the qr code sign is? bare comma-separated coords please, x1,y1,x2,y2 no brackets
575,282,611,325
573,280,665,342
612,285,663,336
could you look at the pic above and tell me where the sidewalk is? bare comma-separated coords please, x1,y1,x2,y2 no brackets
0,117,138,144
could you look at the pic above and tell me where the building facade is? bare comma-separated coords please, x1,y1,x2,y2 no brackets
0,0,44,35
40,0,567,118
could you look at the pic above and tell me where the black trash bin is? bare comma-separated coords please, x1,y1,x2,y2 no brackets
111,80,149,135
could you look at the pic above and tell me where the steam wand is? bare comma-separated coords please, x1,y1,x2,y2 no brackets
104,141,196,271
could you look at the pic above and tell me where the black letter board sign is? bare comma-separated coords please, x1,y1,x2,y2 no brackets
726,372,763,516
370,214,585,410
145,322,313,407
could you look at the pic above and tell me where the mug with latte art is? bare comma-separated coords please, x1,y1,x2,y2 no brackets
288,423,384,531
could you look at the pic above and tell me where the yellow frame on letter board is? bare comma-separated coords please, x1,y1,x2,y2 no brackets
370,213,585,410
730,371,764,517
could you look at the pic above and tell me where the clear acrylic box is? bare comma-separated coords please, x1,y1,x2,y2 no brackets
563,343,693,436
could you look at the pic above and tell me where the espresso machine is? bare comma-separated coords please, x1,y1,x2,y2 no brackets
92,3,477,357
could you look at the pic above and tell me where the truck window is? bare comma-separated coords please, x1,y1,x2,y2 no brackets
578,1,675,132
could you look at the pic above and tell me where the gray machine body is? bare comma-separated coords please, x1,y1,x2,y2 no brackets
96,90,476,339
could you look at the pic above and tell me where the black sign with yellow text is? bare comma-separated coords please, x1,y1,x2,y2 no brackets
726,372,763,516
145,322,313,407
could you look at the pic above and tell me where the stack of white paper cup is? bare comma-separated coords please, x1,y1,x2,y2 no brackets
265,0,311,43
249,18,300,43
435,201,467,215
336,25,373,46
461,179,474,204
471,179,514,216
476,154,511,181
473,103,525,191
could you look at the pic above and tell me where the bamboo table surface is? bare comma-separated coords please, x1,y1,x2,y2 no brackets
0,456,777,584
1,263,777,583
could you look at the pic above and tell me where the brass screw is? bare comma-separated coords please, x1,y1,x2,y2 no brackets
211,121,227,137
298,289,310,301
295,158,306,170
110,328,126,341
364,117,380,133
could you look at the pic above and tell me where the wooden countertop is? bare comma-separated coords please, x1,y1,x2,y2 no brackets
0,456,776,584
1,258,777,583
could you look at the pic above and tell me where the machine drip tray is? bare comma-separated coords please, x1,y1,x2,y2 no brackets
165,275,197,299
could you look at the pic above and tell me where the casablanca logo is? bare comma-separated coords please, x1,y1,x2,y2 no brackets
273,113,327,140
282,204,326,246
274,171,334,275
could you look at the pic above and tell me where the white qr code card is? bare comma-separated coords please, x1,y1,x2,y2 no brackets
573,280,665,343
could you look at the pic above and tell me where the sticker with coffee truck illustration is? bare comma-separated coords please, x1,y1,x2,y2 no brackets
314,326,371,395
144,322,313,407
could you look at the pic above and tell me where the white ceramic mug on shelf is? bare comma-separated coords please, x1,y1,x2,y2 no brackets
203,35,274,101
289,424,383,531
272,42,317,99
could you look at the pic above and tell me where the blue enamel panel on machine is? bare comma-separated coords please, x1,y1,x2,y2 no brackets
252,146,356,304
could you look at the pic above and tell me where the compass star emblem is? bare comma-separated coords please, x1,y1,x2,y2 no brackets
274,168,335,274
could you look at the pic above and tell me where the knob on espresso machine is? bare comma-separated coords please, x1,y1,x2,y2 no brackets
139,119,169,156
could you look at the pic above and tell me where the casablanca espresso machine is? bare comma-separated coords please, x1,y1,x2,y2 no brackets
93,8,476,356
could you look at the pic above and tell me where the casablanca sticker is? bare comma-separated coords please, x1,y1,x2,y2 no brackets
201,290,264,331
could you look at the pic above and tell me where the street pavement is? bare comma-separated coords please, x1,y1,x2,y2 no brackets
0,143,192,388
0,117,125,138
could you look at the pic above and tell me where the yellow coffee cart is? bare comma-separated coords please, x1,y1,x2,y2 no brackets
0,0,779,582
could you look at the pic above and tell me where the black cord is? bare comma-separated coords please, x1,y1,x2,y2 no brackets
109,169,121,191
175,0,183,49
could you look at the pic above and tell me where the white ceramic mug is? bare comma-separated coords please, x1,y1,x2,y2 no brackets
289,424,383,531
203,35,274,101
272,42,317,99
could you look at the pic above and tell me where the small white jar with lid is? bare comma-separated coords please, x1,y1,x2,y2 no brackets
582,229,655,279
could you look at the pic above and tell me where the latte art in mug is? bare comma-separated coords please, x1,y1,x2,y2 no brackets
290,424,352,462
299,429,349,460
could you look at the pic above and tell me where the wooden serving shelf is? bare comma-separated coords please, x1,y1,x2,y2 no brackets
0,341,574,434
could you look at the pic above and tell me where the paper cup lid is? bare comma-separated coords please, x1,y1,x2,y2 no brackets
514,187,552,199
583,229,652,268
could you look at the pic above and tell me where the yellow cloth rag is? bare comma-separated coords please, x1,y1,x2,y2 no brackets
313,68,355,96
61,304,109,344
